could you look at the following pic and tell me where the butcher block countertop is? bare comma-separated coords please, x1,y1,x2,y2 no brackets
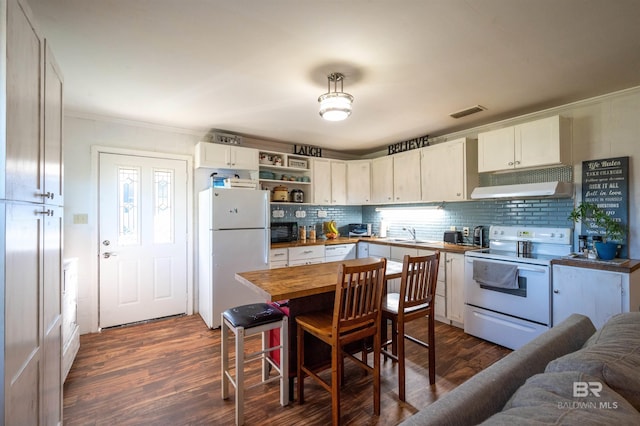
272,236,481,254
552,257,640,273
236,257,404,301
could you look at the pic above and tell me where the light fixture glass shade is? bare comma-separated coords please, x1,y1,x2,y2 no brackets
318,92,354,121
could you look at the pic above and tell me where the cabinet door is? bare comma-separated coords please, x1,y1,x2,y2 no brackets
552,265,623,329
43,205,63,425
5,0,44,203
312,158,332,204
346,160,371,204
44,41,64,205
516,115,562,169
478,127,515,173
230,146,259,170
5,202,43,425
393,151,421,202
371,156,394,204
195,142,230,169
330,160,347,204
421,141,465,201
446,253,465,326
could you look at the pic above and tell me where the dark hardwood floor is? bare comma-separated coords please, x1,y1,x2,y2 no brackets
64,314,511,425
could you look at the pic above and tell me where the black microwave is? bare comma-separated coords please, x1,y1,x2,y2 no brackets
271,221,298,243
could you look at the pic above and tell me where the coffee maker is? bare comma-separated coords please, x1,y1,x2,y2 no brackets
473,226,485,247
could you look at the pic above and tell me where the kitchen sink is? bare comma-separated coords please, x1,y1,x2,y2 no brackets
386,238,432,244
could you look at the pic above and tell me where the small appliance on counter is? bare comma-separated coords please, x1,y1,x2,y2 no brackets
474,226,485,247
271,221,298,243
348,223,373,237
444,230,463,244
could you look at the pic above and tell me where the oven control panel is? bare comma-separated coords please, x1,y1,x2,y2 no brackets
490,226,571,245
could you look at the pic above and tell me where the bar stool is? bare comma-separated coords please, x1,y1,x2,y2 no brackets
221,303,289,425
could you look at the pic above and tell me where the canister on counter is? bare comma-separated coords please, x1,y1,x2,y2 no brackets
309,228,316,242
299,225,306,242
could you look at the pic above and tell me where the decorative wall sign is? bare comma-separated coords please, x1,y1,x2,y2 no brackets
387,135,429,155
581,156,629,257
293,144,323,157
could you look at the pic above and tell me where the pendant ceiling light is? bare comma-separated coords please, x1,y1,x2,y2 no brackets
318,72,353,121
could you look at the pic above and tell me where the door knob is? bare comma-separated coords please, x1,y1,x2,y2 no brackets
103,252,118,259
103,240,110,246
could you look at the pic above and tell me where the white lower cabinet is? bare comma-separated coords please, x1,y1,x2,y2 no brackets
552,265,640,329
356,242,369,258
445,253,465,327
288,245,324,266
63,258,80,381
324,243,356,262
270,248,288,269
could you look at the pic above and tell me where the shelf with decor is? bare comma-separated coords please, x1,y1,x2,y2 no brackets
258,150,313,203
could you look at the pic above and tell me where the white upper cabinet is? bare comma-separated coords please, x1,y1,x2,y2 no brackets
421,138,478,202
478,115,570,173
393,150,421,202
330,160,347,205
346,160,371,205
194,142,259,170
313,158,346,205
371,156,394,204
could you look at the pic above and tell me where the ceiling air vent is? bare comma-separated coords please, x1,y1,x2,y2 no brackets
449,105,487,119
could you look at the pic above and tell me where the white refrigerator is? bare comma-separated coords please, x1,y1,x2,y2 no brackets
198,188,270,328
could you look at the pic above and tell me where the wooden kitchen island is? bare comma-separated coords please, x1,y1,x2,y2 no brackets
235,257,404,385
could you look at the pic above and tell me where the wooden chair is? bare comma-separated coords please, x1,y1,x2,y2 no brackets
296,258,387,425
381,252,440,401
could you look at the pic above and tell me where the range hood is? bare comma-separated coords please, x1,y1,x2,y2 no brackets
470,182,573,199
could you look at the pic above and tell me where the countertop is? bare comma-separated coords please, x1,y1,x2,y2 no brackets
271,236,482,254
552,257,640,273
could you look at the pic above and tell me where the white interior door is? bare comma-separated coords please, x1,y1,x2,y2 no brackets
99,153,188,328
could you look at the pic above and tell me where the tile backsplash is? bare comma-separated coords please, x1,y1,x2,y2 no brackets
270,198,575,244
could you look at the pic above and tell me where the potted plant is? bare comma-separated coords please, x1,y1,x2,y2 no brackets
568,202,625,260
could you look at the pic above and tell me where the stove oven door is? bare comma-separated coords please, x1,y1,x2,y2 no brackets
464,256,551,325
463,256,551,350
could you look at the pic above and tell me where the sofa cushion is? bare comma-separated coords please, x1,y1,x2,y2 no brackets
480,371,640,425
545,312,640,410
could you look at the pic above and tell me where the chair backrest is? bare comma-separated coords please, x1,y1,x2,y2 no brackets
399,252,440,314
332,258,387,343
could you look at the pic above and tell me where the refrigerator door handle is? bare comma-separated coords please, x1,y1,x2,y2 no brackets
264,229,270,265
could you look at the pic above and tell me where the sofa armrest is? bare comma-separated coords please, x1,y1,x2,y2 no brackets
400,314,596,426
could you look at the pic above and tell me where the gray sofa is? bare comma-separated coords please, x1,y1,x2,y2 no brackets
401,312,640,425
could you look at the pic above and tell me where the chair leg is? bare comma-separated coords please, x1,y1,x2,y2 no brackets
428,314,436,385
235,326,245,425
381,316,389,361
332,342,341,425
391,317,398,357
296,323,304,405
261,329,269,382
221,316,229,400
398,319,406,402
373,331,381,415
280,317,289,406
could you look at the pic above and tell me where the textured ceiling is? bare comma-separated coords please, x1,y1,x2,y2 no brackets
28,0,640,153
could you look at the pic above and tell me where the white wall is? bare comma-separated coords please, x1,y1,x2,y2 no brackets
65,86,640,334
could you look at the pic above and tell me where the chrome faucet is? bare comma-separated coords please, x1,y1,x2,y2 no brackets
403,227,417,241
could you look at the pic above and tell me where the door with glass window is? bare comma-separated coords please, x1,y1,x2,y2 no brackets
99,153,188,328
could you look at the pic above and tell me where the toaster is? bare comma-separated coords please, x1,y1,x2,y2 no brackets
443,230,463,244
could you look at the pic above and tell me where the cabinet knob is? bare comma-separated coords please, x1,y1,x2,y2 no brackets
554,289,559,294
508,161,514,166
515,160,521,165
